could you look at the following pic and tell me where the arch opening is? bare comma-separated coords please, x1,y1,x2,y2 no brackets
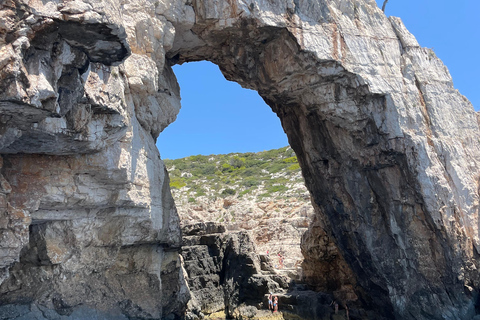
162,23,393,318
160,61,319,318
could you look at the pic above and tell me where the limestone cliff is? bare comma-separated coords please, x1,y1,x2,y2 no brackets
181,221,375,320
1,0,480,319
0,0,186,318
181,222,288,319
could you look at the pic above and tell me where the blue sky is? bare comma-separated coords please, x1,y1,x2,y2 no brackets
157,0,479,159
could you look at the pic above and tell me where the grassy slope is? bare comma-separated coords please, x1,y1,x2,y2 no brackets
164,146,306,202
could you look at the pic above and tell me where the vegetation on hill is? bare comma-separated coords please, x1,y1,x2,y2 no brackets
164,146,306,202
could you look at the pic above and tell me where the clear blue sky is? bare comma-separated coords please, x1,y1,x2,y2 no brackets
157,0,479,159
156,62,288,159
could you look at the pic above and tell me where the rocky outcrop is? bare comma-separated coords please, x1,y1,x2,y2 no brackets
181,222,385,320
1,0,480,319
172,182,313,277
165,1,480,319
181,222,288,319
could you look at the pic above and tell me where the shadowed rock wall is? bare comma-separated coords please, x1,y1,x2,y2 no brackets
1,0,479,319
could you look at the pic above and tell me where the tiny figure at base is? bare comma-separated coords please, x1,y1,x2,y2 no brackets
268,293,273,311
274,296,278,312
330,300,339,314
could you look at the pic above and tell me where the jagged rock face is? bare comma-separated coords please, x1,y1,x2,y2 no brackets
181,222,289,319
1,0,480,320
0,0,185,318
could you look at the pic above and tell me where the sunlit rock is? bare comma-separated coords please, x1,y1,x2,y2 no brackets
0,0,479,319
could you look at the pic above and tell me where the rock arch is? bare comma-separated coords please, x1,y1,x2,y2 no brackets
166,1,480,318
0,0,479,319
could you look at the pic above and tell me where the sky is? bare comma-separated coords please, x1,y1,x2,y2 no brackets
156,0,480,160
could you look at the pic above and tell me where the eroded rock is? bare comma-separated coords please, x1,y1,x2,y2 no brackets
181,222,289,319
0,0,479,319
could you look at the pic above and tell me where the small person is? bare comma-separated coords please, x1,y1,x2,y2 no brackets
330,300,339,314
268,292,273,311
278,253,284,269
274,296,278,312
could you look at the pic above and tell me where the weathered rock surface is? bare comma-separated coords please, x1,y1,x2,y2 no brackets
178,192,313,280
1,0,480,319
165,149,315,278
165,1,480,319
182,222,296,319
182,222,275,318
0,0,186,318
181,222,382,320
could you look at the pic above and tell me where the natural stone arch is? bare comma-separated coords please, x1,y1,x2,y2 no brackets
164,1,480,319
0,0,479,319
172,23,402,316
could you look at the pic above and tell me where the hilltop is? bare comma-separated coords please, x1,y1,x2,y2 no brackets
164,146,306,203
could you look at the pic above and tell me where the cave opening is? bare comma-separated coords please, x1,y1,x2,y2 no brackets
158,60,315,317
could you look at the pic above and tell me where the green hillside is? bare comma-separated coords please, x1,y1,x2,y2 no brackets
163,146,306,202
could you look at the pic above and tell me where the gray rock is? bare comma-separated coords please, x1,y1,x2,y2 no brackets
1,0,480,319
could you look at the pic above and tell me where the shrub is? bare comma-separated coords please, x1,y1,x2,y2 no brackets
258,192,271,199
170,160,187,171
230,156,246,169
238,189,250,198
287,163,301,171
268,162,286,173
195,187,207,196
245,158,263,168
241,178,260,188
283,156,297,163
267,185,288,193
192,163,216,176
239,167,262,177
221,188,236,197
170,177,186,189
222,163,234,173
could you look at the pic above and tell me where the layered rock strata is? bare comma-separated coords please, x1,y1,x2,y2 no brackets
165,1,480,319
164,148,317,281
0,0,186,318
179,196,313,275
0,0,479,319
182,222,383,320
